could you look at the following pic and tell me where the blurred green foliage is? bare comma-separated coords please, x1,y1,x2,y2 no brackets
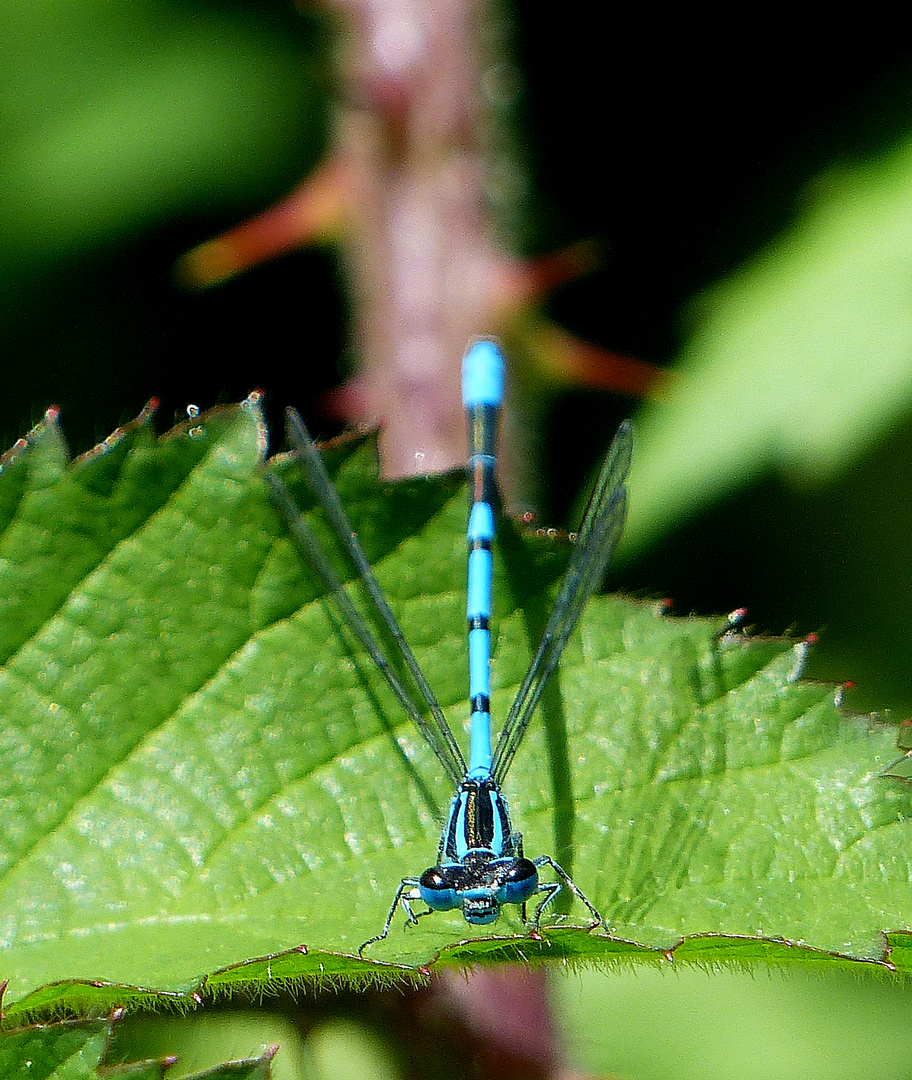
0,0,324,264
0,0,332,456
623,135,912,716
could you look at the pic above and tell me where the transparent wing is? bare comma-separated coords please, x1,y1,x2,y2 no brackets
492,420,632,784
266,408,467,786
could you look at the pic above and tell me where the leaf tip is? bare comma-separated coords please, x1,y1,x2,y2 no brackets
1,404,64,463
880,751,912,783
787,636,814,681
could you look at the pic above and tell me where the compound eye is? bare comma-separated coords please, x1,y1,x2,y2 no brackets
505,858,537,884
419,866,459,911
501,858,538,905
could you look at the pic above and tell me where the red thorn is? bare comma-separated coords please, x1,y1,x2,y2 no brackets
175,156,351,288
527,320,669,401
499,240,603,304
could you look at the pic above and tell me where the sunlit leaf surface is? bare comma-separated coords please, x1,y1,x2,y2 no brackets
0,401,908,1019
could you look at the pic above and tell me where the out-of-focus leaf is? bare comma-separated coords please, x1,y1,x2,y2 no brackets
0,1,325,264
626,136,912,552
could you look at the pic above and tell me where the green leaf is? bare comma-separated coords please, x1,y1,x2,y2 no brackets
183,1050,276,1080
0,400,909,1018
0,1006,276,1078
626,134,912,553
0,1014,113,1080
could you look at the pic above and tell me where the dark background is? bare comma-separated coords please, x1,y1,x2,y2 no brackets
3,5,912,712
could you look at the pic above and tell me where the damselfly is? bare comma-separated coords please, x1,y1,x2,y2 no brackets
266,339,632,952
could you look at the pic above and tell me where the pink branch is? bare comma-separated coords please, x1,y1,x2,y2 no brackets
327,0,514,475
